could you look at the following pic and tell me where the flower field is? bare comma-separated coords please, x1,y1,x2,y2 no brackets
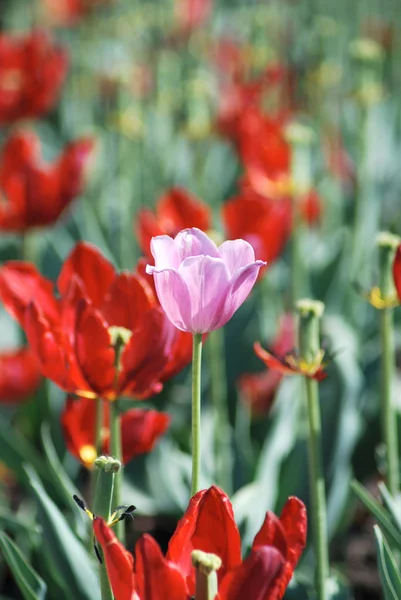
1,0,401,598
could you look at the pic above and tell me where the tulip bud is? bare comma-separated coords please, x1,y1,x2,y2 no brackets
376,232,400,301
296,299,325,365
192,550,222,600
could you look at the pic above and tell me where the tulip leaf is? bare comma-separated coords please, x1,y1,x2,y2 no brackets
378,482,401,533
40,423,86,537
0,532,47,600
351,480,401,548
0,414,50,487
374,526,401,600
0,507,41,542
25,466,99,600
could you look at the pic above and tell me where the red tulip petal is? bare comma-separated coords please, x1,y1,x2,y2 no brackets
159,329,193,383
120,409,170,464
218,547,284,600
102,273,155,331
136,209,165,257
393,244,401,301
74,302,116,398
0,262,59,326
135,534,188,600
93,518,137,600
25,303,71,391
157,187,211,235
167,486,242,595
252,513,288,558
118,308,175,399
58,242,115,307
254,342,297,376
0,347,41,403
61,396,110,468
251,497,307,600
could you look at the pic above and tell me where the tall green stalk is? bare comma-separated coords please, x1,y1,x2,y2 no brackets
93,456,120,600
191,333,203,496
109,399,123,542
297,300,329,600
207,328,232,494
377,232,400,496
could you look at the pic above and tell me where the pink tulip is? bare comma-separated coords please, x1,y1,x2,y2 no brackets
146,228,265,333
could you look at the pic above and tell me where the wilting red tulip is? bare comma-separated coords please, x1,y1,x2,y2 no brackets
136,187,211,258
254,341,327,381
222,189,292,268
0,243,187,400
239,314,295,415
0,131,94,232
94,486,306,600
61,396,170,468
0,347,41,403
0,31,68,124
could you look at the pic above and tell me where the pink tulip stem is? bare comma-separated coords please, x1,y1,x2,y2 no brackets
207,328,232,494
191,333,203,496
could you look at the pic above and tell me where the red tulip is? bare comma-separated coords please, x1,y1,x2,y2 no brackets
0,131,94,232
61,395,170,468
0,243,186,400
174,0,213,33
167,486,307,599
0,31,68,124
393,244,401,301
136,187,211,258
222,189,292,268
239,314,295,416
0,347,41,403
254,341,327,381
94,486,306,600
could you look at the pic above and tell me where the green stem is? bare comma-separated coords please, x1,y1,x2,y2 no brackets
95,398,104,456
93,457,119,600
297,299,328,600
380,308,399,496
191,333,203,496
110,400,123,542
305,377,329,600
291,205,303,310
207,329,232,494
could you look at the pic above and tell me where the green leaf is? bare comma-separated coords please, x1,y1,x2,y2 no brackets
0,532,47,600
25,466,99,600
378,482,401,533
351,480,401,548
374,526,401,600
0,414,50,487
0,507,41,542
40,423,86,537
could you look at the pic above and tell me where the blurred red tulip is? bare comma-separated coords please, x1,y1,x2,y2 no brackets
174,0,213,33
254,341,327,381
222,189,292,268
42,0,115,26
0,31,68,124
61,395,170,468
0,131,94,232
136,187,211,258
393,244,401,301
0,347,41,403
0,243,187,400
94,486,306,600
239,314,295,416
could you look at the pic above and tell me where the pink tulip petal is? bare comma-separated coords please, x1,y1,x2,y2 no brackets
174,228,220,261
149,235,181,270
179,256,230,333
218,239,256,275
150,268,193,332
213,261,265,330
